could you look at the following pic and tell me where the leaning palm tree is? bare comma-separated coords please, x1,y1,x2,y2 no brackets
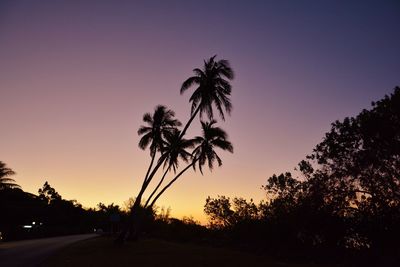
0,161,20,190
134,105,181,209
117,106,181,243
144,129,195,207
142,56,234,200
119,56,235,243
147,120,233,208
179,55,234,138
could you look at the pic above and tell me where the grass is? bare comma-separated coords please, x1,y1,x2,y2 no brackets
41,236,328,267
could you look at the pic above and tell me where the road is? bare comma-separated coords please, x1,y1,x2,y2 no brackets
0,234,97,267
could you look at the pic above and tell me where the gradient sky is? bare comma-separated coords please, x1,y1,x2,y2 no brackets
1,0,399,223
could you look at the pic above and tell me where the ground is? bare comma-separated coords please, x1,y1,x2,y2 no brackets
41,237,328,267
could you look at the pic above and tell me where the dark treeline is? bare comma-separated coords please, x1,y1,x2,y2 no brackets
202,87,400,266
0,175,128,241
0,169,206,243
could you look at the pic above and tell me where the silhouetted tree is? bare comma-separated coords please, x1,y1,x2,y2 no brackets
204,196,235,228
97,202,121,214
297,87,400,251
132,105,181,213
262,172,304,220
204,196,260,228
0,161,20,190
259,87,400,261
201,87,400,265
180,55,234,137
119,56,235,242
142,55,235,206
144,129,195,207
38,181,62,204
147,120,233,208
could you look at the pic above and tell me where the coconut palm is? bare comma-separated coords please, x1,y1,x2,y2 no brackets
179,55,234,138
134,105,181,208
192,120,234,174
138,105,182,179
0,161,20,190
147,120,233,208
144,129,195,207
161,129,195,173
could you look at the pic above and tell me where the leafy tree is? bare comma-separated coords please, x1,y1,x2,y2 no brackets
38,181,61,204
231,197,259,222
204,196,260,228
262,87,400,253
97,202,121,214
262,172,304,219
0,161,20,190
204,196,235,228
299,87,400,249
297,87,400,211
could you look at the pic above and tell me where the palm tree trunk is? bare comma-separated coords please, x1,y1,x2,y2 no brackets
127,151,157,216
131,152,168,211
144,151,156,183
132,150,158,209
115,156,167,244
179,105,201,139
144,167,169,207
148,159,198,208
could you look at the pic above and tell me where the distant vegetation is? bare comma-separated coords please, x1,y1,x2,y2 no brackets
0,177,121,241
0,172,207,242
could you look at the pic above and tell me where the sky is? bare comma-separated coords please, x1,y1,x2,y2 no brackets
1,0,399,223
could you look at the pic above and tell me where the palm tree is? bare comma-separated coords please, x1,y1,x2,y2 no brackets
0,161,20,190
134,105,181,208
147,120,233,208
192,120,234,174
144,129,195,207
179,55,234,138
138,56,234,206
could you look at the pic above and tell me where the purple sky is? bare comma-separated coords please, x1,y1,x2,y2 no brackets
1,0,399,222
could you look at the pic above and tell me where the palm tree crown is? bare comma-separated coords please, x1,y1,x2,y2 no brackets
181,55,234,121
146,120,233,208
192,120,234,174
161,129,195,173
0,161,20,190
138,105,182,155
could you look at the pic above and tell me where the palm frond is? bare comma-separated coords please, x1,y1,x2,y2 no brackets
180,56,234,121
0,161,20,189
181,76,200,94
142,113,152,124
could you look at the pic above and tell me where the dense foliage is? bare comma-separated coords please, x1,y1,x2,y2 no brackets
204,87,400,265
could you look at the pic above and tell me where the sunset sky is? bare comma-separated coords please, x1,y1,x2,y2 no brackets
1,1,399,223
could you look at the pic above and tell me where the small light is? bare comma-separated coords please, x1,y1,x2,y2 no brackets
32,222,36,225
23,225,32,229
